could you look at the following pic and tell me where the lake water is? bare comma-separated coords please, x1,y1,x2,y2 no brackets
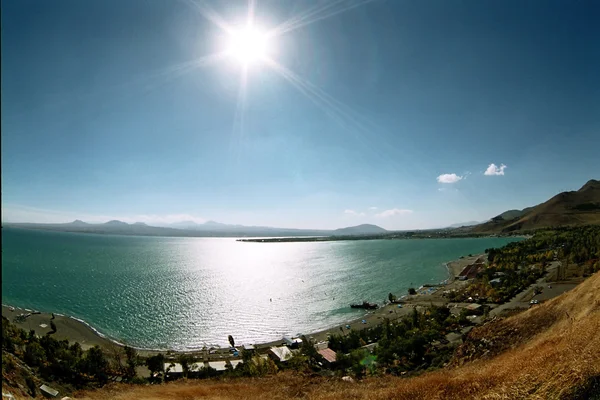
1,228,520,349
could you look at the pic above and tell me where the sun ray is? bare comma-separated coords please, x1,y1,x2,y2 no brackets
265,58,370,134
268,0,378,38
247,0,256,26
7,52,228,120
180,0,234,35
265,59,386,155
264,58,351,130
133,52,228,95
230,65,249,166
264,58,426,172
266,0,346,38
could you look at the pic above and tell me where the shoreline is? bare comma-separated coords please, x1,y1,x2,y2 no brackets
1,253,483,357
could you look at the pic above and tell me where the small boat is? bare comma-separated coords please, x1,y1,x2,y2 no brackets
350,301,378,310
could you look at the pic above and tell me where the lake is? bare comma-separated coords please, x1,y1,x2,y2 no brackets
1,228,520,349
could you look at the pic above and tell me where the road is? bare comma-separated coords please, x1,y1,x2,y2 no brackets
490,261,562,317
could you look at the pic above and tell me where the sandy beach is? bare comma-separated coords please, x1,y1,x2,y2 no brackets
2,253,483,357
1,305,117,351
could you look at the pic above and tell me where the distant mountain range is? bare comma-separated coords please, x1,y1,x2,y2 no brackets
471,179,600,233
3,220,388,238
5,179,599,237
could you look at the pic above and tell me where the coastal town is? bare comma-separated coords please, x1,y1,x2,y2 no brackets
3,226,596,397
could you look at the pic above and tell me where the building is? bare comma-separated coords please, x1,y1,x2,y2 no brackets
362,342,378,353
315,341,329,350
39,384,59,398
317,348,337,367
242,344,255,352
164,363,184,377
207,361,228,373
490,278,503,287
268,346,293,363
282,336,303,349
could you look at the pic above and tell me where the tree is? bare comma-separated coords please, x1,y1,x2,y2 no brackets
108,344,125,373
145,354,165,377
177,354,194,378
82,346,109,383
388,292,397,303
124,346,138,379
25,375,37,397
300,335,322,367
24,342,46,367
408,287,417,295
228,335,235,348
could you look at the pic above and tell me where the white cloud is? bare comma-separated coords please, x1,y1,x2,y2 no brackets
484,163,507,176
375,208,413,218
437,173,463,184
369,206,378,210
344,209,365,217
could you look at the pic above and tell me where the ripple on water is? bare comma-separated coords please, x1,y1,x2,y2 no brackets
1,230,522,347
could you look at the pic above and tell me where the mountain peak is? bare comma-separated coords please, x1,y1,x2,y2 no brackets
104,220,128,226
334,224,387,235
70,219,89,225
473,177,600,233
579,179,600,192
203,220,225,226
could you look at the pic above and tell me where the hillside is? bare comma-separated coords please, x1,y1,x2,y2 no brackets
58,272,600,400
333,224,388,235
473,179,600,233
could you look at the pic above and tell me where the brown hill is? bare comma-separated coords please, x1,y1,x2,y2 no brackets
473,179,600,233
63,272,600,400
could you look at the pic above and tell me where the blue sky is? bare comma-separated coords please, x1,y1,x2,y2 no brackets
2,0,599,229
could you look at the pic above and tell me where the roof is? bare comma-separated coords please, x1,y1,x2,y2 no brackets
362,342,378,352
269,346,293,362
465,303,482,310
282,337,303,345
39,384,59,397
165,363,183,373
242,344,255,350
317,348,337,363
230,359,243,369
208,361,228,371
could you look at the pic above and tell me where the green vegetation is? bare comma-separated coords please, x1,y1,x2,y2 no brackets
325,226,600,378
145,353,165,379
327,305,461,377
447,226,600,303
3,225,599,393
2,316,111,389
238,230,516,243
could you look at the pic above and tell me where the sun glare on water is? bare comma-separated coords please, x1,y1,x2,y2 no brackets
226,25,269,66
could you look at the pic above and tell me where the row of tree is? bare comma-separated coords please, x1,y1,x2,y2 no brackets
2,316,140,390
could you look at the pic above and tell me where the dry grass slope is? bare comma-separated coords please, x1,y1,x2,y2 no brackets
472,179,600,233
75,272,600,400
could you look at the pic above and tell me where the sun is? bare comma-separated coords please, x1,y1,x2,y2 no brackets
226,25,269,66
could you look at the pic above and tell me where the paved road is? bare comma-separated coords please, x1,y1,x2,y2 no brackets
490,261,562,317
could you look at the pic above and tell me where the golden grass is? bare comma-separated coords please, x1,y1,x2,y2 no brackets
76,272,600,400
